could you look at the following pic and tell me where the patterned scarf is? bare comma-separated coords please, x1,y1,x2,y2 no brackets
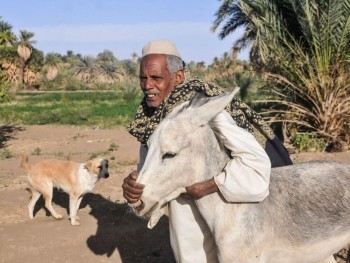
127,69,275,147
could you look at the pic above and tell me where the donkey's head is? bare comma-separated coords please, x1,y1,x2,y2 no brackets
132,89,238,228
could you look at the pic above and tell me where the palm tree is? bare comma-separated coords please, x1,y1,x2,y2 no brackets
212,0,350,152
235,72,261,102
97,49,117,63
0,19,17,65
96,49,124,83
73,56,100,84
17,30,36,85
98,62,124,83
44,53,62,81
212,0,304,63
0,18,17,94
0,20,16,47
122,60,139,79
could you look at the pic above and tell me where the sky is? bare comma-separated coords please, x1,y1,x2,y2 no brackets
1,0,249,65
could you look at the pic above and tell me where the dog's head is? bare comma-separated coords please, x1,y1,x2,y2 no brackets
85,158,109,179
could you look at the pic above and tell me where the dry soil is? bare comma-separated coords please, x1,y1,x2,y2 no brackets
0,125,349,263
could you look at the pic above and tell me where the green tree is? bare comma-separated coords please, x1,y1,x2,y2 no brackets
96,50,124,83
0,18,17,65
212,0,304,62
44,52,62,81
0,20,16,47
213,0,350,151
73,56,100,84
97,49,117,63
17,30,36,85
122,59,139,79
0,69,10,102
0,17,14,100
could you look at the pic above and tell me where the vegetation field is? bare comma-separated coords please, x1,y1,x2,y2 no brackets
1,0,350,152
0,91,142,127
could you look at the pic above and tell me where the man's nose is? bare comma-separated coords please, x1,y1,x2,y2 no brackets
142,77,155,89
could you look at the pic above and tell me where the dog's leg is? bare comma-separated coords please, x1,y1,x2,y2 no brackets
69,195,80,226
74,196,84,220
28,189,41,219
42,187,63,219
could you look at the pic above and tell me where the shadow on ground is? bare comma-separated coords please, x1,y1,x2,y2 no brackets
33,189,176,263
0,125,25,148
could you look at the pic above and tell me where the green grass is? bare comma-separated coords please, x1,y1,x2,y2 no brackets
0,91,142,127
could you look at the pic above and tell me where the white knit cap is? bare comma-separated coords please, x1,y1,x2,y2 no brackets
142,40,182,59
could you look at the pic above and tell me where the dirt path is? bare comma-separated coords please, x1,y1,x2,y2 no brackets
0,125,175,263
0,125,349,262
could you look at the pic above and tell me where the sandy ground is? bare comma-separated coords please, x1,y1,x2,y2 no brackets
0,125,174,263
0,124,349,263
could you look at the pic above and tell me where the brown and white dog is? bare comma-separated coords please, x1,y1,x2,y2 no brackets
21,155,109,225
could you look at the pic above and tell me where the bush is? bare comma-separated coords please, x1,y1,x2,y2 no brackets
118,81,141,102
0,148,14,159
290,133,326,153
0,71,10,102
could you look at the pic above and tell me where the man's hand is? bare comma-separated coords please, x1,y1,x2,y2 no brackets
184,178,218,199
122,170,145,203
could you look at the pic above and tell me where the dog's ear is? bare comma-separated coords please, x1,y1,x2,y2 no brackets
84,160,93,171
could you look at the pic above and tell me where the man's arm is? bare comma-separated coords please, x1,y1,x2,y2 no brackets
185,110,271,202
185,178,218,199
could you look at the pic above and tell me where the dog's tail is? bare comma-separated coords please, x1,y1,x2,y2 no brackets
20,155,31,171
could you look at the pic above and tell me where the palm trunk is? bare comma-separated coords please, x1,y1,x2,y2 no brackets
18,58,25,85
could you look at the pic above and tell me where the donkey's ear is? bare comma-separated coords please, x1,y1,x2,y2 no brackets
189,87,239,125
166,100,191,119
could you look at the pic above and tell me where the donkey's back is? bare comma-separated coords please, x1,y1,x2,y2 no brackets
212,161,350,263
268,161,350,237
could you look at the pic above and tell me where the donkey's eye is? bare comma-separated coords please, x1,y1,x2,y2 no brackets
162,152,176,160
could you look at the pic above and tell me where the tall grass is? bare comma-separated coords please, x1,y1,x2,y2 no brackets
0,91,142,127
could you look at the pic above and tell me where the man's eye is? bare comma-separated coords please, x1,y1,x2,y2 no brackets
139,76,162,82
162,152,176,159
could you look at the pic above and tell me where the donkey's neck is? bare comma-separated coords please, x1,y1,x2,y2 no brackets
193,125,230,230
200,125,230,181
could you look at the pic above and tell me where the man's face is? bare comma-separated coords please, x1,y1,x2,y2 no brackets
139,54,176,108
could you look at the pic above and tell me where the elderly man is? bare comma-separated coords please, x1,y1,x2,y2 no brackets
123,40,293,263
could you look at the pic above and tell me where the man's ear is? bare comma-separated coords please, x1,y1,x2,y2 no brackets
174,70,184,86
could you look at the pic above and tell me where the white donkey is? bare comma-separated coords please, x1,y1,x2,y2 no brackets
131,90,350,263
